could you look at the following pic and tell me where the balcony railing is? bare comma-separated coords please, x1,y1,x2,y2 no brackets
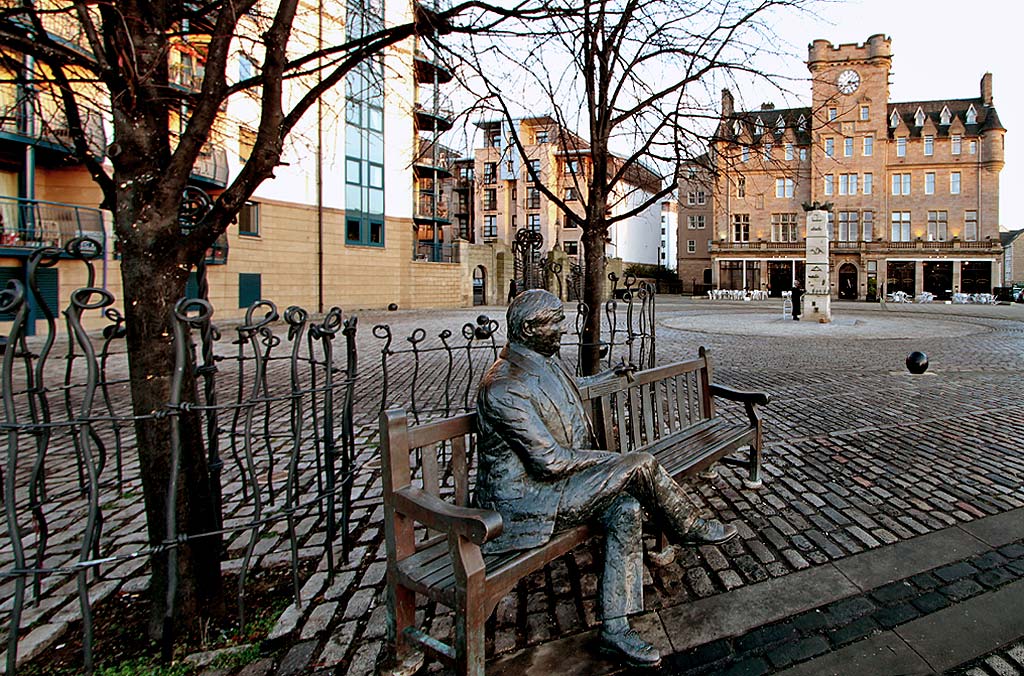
0,97,107,158
193,142,229,186
0,196,105,253
415,194,450,222
415,242,458,263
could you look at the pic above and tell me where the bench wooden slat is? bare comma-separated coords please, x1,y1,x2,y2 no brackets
627,385,644,450
453,434,469,507
642,383,656,445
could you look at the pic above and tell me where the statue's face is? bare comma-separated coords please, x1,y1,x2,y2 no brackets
525,308,565,357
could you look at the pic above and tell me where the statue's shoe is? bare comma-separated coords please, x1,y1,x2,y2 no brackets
598,628,662,668
680,517,738,545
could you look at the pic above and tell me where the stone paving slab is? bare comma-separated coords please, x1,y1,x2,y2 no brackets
961,508,1024,549
773,631,933,676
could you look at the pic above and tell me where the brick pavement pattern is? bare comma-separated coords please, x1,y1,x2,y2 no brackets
2,297,1024,675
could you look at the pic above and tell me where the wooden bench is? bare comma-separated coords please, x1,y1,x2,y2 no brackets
380,346,769,675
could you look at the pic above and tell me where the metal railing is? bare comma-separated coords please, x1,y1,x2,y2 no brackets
0,196,105,251
0,97,107,157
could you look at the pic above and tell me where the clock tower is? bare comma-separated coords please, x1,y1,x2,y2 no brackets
806,34,892,210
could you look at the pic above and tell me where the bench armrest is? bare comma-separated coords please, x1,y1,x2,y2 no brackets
393,487,504,545
709,383,770,407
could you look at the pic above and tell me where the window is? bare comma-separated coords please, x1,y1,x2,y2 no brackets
890,110,901,128
485,131,501,148
459,165,474,180
966,105,977,125
824,137,835,157
563,159,581,175
824,174,834,196
563,241,578,255
940,106,951,125
482,188,497,210
687,215,706,229
950,172,961,195
535,130,549,144
562,216,576,229
528,159,541,182
737,177,746,197
925,172,935,195
969,140,977,155
863,136,873,157
239,125,257,162
951,135,962,155
785,143,794,160
775,178,794,198
964,210,978,241
687,191,707,206
732,214,750,242
238,54,254,81
238,273,261,308
344,58,385,248
914,108,925,127
483,162,496,183
238,201,260,236
799,148,808,162
891,173,910,196
527,213,541,231
771,213,798,242
763,142,772,160
526,187,541,209
844,137,853,157
827,211,834,240
828,107,837,121
483,215,497,238
839,174,858,195
862,211,874,241
863,173,873,195
924,136,934,156
687,240,696,254
838,211,859,241
927,210,948,241
860,105,870,121
741,147,750,163
896,137,907,157
891,211,911,241
564,187,578,201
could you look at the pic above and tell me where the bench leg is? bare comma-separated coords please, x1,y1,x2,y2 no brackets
383,583,423,675
454,599,487,676
743,443,763,489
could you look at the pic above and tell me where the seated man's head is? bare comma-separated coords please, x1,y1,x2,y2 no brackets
507,289,565,357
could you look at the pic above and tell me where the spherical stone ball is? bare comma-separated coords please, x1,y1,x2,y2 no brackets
387,303,399,311
906,351,929,374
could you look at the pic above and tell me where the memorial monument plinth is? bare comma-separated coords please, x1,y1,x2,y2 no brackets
803,204,832,323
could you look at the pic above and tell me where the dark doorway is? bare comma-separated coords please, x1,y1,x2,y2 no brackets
960,261,992,294
472,265,486,306
886,262,915,296
923,261,953,300
768,261,792,297
838,263,858,299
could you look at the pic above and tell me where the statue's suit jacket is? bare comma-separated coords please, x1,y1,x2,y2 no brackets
475,342,603,553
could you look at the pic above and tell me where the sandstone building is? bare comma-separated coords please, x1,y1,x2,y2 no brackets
698,34,1005,299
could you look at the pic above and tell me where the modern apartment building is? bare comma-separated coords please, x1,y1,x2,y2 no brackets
660,199,678,270
1,0,514,338
472,116,662,264
677,161,715,289
707,34,1005,299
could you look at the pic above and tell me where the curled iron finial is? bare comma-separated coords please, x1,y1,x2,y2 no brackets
372,324,393,355
240,300,279,333
69,287,115,312
172,297,214,327
0,279,25,314
179,187,213,230
64,237,104,261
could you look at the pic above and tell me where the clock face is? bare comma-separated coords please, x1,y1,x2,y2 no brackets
836,69,860,95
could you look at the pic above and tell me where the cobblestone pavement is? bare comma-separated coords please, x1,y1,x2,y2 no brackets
3,297,1024,674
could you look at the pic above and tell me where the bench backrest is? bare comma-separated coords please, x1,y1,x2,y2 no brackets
580,347,714,454
382,408,476,509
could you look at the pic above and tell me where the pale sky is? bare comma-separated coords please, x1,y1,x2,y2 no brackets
747,0,1018,231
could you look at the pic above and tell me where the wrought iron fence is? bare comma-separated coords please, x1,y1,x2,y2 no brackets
0,242,357,674
370,274,656,422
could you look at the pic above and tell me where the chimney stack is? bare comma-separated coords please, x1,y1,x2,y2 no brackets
721,88,734,117
980,73,993,106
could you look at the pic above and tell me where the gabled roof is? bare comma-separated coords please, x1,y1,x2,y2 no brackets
715,106,813,145
1000,229,1024,247
887,98,1001,138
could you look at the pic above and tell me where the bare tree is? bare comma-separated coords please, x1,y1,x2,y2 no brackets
0,0,548,649
452,0,809,374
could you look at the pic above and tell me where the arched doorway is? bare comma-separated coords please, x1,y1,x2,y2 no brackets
472,265,486,306
838,263,858,299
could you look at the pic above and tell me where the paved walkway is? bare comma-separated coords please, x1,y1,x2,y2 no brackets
3,297,1024,675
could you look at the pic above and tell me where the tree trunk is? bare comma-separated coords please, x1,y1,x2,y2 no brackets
580,225,607,376
121,248,225,641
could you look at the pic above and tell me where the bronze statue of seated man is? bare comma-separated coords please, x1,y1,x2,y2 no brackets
475,289,737,668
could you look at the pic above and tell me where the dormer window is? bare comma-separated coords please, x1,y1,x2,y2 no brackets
940,106,952,125
890,110,901,128
754,117,765,137
914,107,925,127
797,114,807,131
775,116,785,134
966,105,977,125
733,119,742,137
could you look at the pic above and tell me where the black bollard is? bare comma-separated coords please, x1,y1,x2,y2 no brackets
906,351,929,374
